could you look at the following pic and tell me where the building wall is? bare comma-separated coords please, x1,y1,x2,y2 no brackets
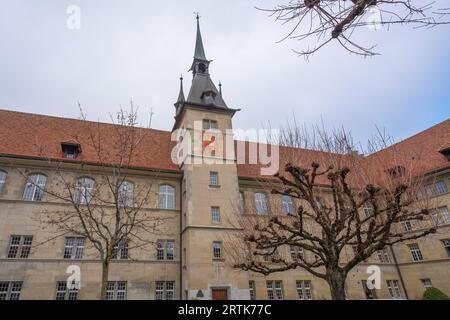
0,143,449,300
0,159,182,300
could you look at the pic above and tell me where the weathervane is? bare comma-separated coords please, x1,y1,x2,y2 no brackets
193,11,201,20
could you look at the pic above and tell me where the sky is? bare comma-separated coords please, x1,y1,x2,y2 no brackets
0,0,449,148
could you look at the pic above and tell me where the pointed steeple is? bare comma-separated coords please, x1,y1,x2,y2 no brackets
176,75,185,103
190,14,210,75
194,14,207,61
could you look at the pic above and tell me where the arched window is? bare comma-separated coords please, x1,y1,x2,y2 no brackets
74,177,95,205
282,195,294,215
239,191,245,214
159,185,175,209
118,181,134,207
255,192,268,215
0,170,6,194
22,173,47,201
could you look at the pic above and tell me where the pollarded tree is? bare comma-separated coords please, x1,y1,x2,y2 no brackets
232,124,436,300
259,0,450,57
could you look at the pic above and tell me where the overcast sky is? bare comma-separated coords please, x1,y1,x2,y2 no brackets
1,0,449,147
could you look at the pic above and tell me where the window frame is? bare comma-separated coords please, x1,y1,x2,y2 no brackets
0,281,23,300
282,195,294,215
22,173,47,201
159,184,175,209
55,281,79,300
408,243,424,262
211,206,220,223
255,192,268,215
209,171,219,186
213,241,222,259
296,280,313,300
249,280,256,300
112,240,128,260
118,180,134,208
74,177,95,205
0,169,7,194
106,281,127,300
63,237,85,260
7,235,33,259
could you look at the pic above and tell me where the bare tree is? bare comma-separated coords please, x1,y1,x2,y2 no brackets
259,0,450,58
23,105,171,299
231,124,436,300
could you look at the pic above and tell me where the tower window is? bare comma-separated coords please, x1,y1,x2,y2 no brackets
211,207,220,223
213,241,222,259
209,172,219,186
203,119,218,130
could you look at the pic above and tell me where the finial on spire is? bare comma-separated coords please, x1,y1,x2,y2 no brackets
194,11,201,20
218,81,222,95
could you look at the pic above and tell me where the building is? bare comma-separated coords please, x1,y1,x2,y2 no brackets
0,17,449,300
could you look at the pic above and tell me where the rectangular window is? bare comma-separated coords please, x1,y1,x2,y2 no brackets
112,241,128,260
156,240,175,260
425,180,448,197
106,281,127,300
266,281,283,300
0,171,6,194
377,247,391,263
55,281,78,300
155,281,175,300
442,239,450,258
209,172,219,186
211,207,220,223
213,241,222,259
431,206,450,226
7,235,32,259
203,119,218,130
274,280,284,300
296,280,313,300
408,243,424,261
362,280,377,300
0,281,23,300
282,195,294,215
167,240,175,260
386,280,403,299
63,237,85,259
290,245,304,261
266,281,274,300
401,221,413,232
249,280,256,300
239,192,245,214
421,279,433,290
363,202,374,217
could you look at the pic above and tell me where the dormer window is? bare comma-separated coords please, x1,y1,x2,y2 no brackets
386,165,405,178
439,147,450,161
61,142,81,159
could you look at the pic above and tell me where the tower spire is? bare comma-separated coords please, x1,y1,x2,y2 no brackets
176,74,185,103
193,12,207,61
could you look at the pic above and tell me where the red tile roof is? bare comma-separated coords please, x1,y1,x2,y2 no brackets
0,109,448,178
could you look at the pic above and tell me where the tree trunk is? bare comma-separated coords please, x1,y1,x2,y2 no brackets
100,260,110,300
326,268,347,300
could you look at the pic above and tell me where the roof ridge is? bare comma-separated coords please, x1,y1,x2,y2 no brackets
368,118,450,157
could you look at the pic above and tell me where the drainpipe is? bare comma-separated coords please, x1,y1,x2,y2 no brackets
179,175,184,300
389,244,409,300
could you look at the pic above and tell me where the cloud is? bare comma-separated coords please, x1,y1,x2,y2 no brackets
0,0,448,146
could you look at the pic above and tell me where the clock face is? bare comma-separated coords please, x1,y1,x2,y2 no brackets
198,63,206,73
